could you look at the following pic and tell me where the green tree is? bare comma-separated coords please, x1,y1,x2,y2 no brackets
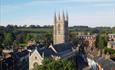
96,34,107,49
44,33,52,46
104,48,115,55
25,34,33,42
13,40,19,47
5,25,14,32
3,33,14,46
69,32,77,42
0,33,4,48
33,34,40,42
34,59,76,70
112,27,115,33
16,34,24,43
103,35,107,47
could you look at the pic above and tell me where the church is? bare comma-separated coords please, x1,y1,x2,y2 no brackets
28,11,77,70
0,12,78,70
53,11,69,44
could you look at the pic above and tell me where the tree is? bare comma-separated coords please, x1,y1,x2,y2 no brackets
96,34,107,49
69,32,77,42
44,33,52,46
103,35,107,47
25,34,33,42
13,40,19,47
104,48,115,55
112,27,115,33
33,35,40,42
34,59,76,70
5,25,14,32
15,33,27,43
3,33,14,46
29,25,36,28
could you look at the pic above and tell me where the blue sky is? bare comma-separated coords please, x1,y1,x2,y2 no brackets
0,0,115,27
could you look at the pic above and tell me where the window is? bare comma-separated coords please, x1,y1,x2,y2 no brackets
33,62,38,68
35,56,37,59
58,24,61,34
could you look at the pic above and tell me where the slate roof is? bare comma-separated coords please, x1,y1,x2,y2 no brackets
53,43,73,53
37,47,57,58
2,57,13,65
11,50,29,60
34,43,73,58
26,42,74,58
1,50,29,70
76,53,88,70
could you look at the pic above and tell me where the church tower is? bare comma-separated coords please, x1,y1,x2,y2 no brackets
53,11,68,45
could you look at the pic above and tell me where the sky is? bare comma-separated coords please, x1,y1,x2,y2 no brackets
0,0,115,27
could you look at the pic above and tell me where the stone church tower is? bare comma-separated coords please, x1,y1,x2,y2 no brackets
53,12,68,44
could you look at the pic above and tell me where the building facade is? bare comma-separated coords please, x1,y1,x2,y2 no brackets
107,41,115,50
53,12,68,44
29,49,43,70
78,35,96,48
107,34,115,50
108,34,115,41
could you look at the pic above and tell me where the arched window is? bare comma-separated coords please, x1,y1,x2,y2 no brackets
58,24,61,34
33,62,39,68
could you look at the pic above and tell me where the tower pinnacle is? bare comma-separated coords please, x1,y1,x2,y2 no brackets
66,11,68,21
54,12,56,23
58,12,60,20
62,11,65,20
